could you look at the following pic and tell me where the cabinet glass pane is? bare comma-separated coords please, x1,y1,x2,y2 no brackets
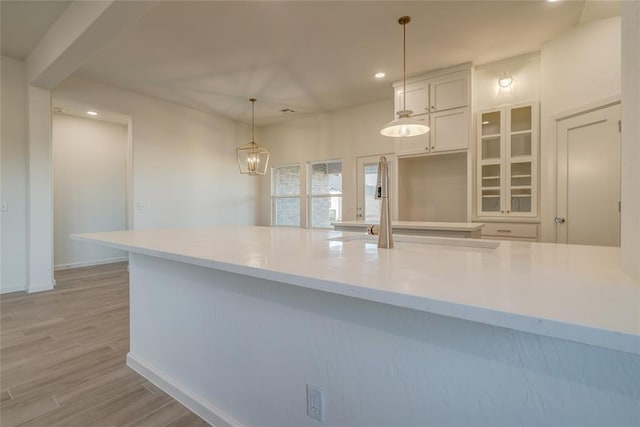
482,137,500,160
510,162,531,186
511,106,532,132
511,189,531,213
511,133,531,157
481,111,500,136
482,189,501,212
481,164,501,212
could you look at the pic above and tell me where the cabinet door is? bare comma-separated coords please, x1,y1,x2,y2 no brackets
394,114,431,155
395,81,429,116
477,109,505,216
429,72,468,112
506,104,536,216
431,108,468,152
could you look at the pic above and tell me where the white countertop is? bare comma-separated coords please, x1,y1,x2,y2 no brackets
333,220,484,231
73,226,640,354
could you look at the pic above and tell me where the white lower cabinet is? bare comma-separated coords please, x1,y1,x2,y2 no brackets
480,222,539,241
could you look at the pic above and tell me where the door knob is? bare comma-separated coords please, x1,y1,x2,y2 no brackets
554,217,566,224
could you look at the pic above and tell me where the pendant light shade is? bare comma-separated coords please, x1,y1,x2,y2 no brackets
380,16,430,138
236,98,270,176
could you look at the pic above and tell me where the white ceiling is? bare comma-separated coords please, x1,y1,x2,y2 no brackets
1,1,621,126
1,0,71,60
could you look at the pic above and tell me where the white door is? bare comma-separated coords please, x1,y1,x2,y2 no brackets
556,103,621,246
356,154,395,222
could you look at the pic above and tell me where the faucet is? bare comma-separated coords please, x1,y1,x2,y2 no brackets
373,156,394,249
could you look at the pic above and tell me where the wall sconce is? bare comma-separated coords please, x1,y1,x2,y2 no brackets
498,72,513,88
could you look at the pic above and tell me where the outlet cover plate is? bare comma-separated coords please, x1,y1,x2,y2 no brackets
306,384,325,422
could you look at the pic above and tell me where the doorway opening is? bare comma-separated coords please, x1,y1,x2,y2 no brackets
52,107,132,270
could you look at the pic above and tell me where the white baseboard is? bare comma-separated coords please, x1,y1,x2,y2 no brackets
27,281,55,293
54,257,128,271
126,353,241,427
1,283,26,294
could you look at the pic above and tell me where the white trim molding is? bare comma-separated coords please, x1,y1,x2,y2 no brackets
27,280,55,294
54,256,128,271
126,353,242,427
1,283,27,294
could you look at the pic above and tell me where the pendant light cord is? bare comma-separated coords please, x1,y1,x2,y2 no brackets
403,19,406,112
250,98,256,142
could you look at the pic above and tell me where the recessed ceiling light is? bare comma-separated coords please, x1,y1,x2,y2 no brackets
374,72,386,79
86,111,99,116
548,0,559,2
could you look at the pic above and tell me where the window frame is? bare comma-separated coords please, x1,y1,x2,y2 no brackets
307,159,343,229
271,163,302,227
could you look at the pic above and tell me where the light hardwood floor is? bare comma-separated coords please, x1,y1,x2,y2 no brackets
0,262,210,426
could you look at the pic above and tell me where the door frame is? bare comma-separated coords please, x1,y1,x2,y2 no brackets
555,103,621,244
541,95,620,243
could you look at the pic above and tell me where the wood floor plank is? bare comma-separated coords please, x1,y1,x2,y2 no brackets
0,262,210,427
129,400,191,427
0,394,59,427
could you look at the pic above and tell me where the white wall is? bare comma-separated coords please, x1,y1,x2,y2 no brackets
540,17,622,242
473,51,541,111
258,99,396,227
620,1,640,280
397,153,467,222
53,113,128,269
53,77,259,230
1,56,28,293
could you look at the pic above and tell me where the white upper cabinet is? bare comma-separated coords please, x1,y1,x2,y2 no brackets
429,72,468,112
392,67,471,156
430,107,469,152
395,82,428,116
476,102,539,218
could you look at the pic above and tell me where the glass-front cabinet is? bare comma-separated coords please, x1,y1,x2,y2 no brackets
476,103,538,218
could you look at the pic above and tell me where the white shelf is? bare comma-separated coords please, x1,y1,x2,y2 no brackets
510,129,532,136
482,186,500,190
482,195,500,198
481,159,501,166
511,174,531,178
511,195,532,198
481,133,501,139
511,185,532,190
510,156,532,163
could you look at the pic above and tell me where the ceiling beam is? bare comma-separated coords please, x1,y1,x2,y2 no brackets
26,0,156,88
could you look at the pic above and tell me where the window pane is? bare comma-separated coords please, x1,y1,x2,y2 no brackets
364,164,381,222
273,165,300,196
310,196,342,228
310,161,342,195
274,198,300,226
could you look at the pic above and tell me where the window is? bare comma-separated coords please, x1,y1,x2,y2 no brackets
308,160,342,228
272,164,301,227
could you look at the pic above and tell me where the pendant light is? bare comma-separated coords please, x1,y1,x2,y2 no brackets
236,98,270,176
379,16,430,138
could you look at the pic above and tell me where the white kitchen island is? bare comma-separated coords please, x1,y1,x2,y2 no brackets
74,226,640,427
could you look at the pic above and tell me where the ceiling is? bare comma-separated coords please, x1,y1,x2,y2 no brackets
1,1,621,126
1,1,71,60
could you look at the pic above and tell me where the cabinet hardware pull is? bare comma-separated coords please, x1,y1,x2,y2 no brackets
497,229,511,232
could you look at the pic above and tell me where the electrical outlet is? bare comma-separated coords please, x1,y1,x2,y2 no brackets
306,384,325,422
